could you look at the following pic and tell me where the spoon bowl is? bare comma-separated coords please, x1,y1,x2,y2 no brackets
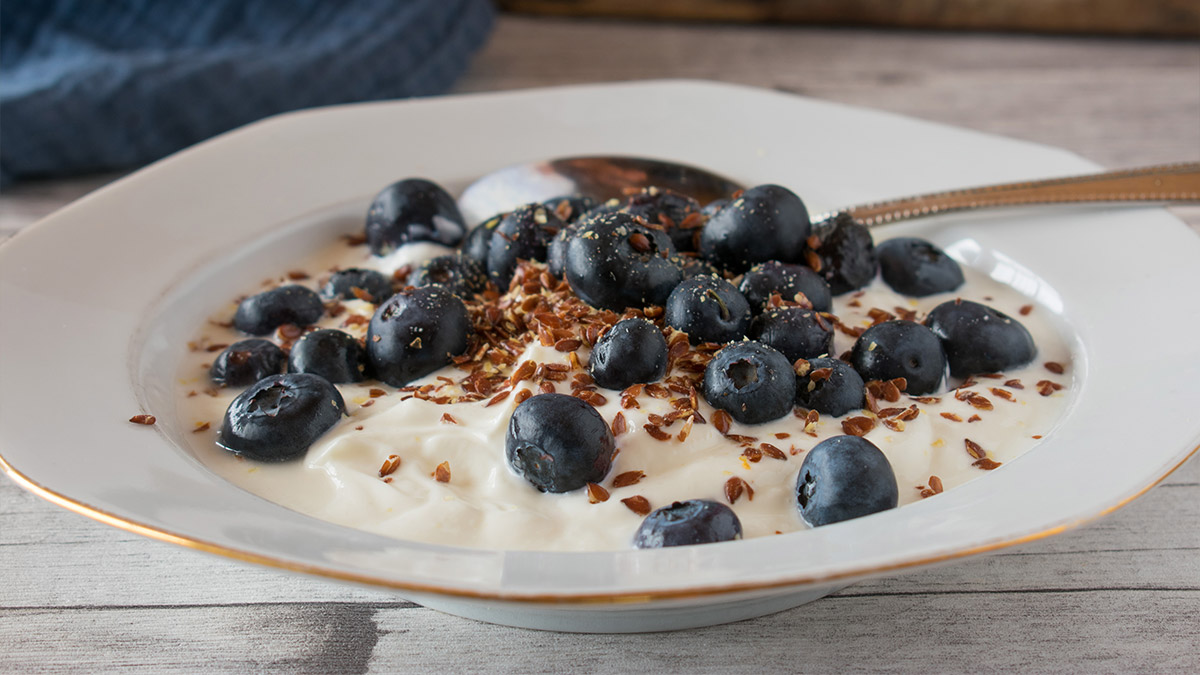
458,156,743,224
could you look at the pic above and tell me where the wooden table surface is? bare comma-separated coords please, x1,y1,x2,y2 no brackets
2,16,1198,673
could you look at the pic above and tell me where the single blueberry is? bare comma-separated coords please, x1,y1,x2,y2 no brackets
677,255,721,281
701,198,730,218
460,214,503,266
924,300,1037,378
632,500,743,549
702,341,796,424
796,435,898,527
487,203,565,287
542,195,596,224
850,320,946,395
321,268,393,303
365,178,465,255
411,253,488,299
794,357,865,417
217,373,346,462
738,261,833,313
287,329,369,384
617,187,705,253
699,184,810,274
748,307,834,363
366,286,471,387
876,237,964,297
564,211,683,311
233,285,325,336
588,318,669,390
209,339,285,387
808,212,878,295
665,275,752,345
505,393,616,493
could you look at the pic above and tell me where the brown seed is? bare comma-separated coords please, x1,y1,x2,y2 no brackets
611,411,628,436
629,232,652,252
576,390,608,406
510,360,537,386
440,413,458,425
612,470,645,488
379,454,402,477
514,389,533,405
586,482,611,504
433,461,451,483
539,381,555,394
841,416,875,436
760,443,787,460
712,409,732,434
940,412,963,422
1004,379,1024,389
973,457,1002,470
286,269,310,280
990,387,1016,402
1019,304,1034,316
369,388,387,398
1036,380,1064,396
809,367,833,382
676,416,694,442
968,414,982,423
191,422,210,433
554,338,582,352
724,476,754,504
621,495,652,516
964,438,985,460
742,447,763,463
929,475,944,494
485,390,511,407
643,424,672,441
1044,361,1065,374
129,414,156,425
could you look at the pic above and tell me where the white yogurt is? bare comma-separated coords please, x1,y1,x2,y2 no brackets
177,239,1072,551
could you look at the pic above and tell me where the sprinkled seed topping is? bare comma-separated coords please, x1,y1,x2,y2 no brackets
129,414,156,425
586,482,610,503
433,461,451,483
379,455,402,477
621,495,652,516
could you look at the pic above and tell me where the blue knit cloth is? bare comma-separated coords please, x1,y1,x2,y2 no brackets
0,0,495,186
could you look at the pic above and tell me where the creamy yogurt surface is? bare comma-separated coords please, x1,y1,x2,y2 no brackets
177,233,1072,552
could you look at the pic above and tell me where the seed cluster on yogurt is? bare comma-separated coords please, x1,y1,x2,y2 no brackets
178,178,1072,552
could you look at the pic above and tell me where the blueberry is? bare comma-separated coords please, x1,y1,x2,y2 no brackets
794,357,865,417
748,307,834,363
876,237,964,297
233,285,325,335
738,261,833,313
701,198,730,218
287,329,369,384
850,320,946,395
209,339,285,387
924,300,1036,378
677,255,721,281
699,184,810,273
632,500,743,549
808,212,878,295
411,253,487,299
217,373,346,462
365,178,465,255
545,224,574,279
505,393,616,493
588,318,669,390
542,195,596,224
460,214,502,266
487,203,565,287
617,187,705,253
702,341,796,424
564,211,683,311
665,275,752,345
321,268,393,303
796,435,898,527
366,286,471,387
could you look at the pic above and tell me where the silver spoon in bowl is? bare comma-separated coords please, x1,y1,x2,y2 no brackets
458,156,1200,226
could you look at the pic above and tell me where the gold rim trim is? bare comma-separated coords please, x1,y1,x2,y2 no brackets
2,445,1196,606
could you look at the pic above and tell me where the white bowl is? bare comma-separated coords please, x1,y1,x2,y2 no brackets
2,81,1197,632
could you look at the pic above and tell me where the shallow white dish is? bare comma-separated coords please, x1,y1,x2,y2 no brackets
1,80,1198,633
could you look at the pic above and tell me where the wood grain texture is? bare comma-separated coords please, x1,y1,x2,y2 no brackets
1,15,1198,673
500,0,1200,37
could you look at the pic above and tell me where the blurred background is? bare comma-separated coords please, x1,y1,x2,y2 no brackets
1,0,1197,207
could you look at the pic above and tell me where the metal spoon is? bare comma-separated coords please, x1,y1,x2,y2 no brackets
458,156,1200,226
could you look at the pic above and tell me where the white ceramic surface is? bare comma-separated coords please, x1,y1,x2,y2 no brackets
1,81,1198,633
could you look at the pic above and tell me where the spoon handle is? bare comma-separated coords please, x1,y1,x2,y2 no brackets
846,162,1200,226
